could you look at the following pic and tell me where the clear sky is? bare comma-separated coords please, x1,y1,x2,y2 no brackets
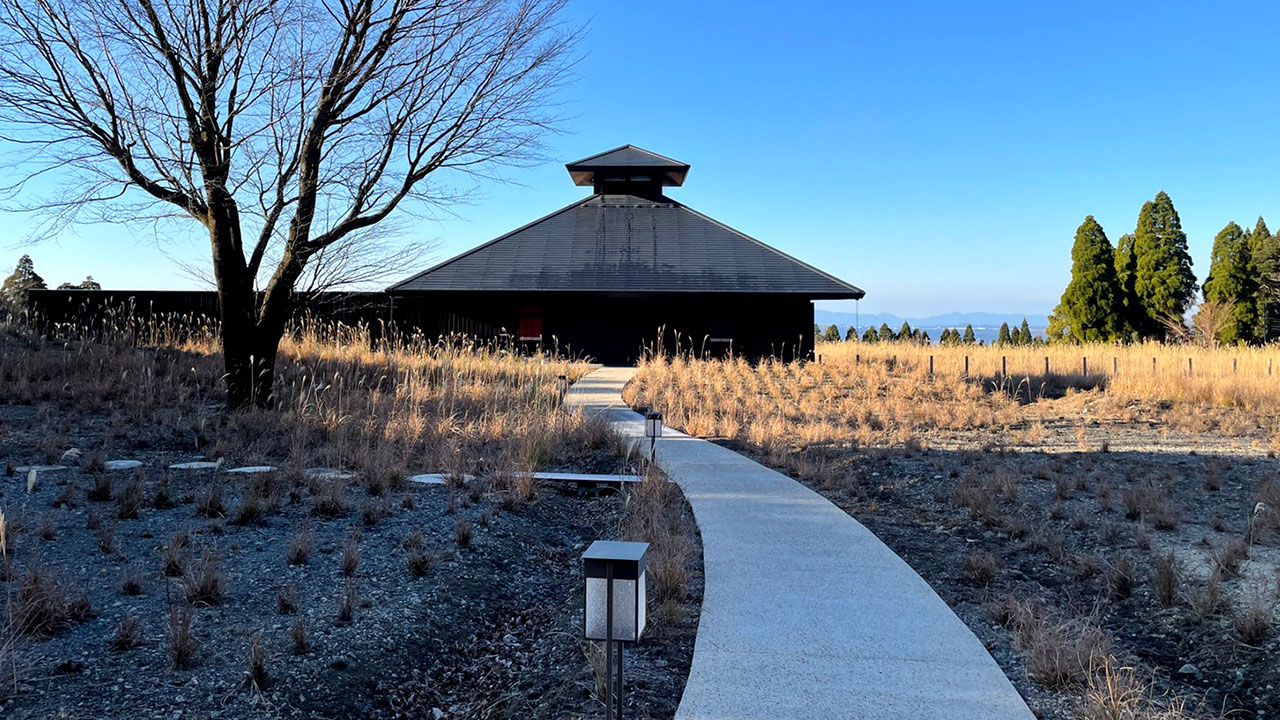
4,1,1280,320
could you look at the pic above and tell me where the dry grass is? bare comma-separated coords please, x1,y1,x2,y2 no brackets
627,341,1280,455
167,602,196,669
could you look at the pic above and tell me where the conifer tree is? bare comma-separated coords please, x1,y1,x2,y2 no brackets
1113,233,1139,336
920,330,931,345
845,326,857,342
1248,217,1278,341
1202,221,1258,345
1132,192,1197,338
823,324,841,342
878,323,894,342
1058,216,1123,342
1,254,46,317
898,321,912,341
1018,318,1032,345
962,325,976,345
862,327,878,343
997,322,1011,345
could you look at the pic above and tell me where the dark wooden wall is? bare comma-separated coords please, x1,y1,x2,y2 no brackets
26,289,815,362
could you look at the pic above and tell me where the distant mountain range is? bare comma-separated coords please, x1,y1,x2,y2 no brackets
814,309,1049,344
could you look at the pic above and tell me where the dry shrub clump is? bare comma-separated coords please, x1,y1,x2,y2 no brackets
621,462,697,633
986,596,1111,690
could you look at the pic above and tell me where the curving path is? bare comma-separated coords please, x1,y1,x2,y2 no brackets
566,366,1034,720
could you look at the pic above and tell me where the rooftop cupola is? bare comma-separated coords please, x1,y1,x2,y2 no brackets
565,145,690,196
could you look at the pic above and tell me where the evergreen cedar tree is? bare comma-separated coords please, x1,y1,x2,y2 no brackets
1019,318,1032,344
845,326,857,341
1,254,46,316
1248,217,1280,340
823,324,841,342
1113,233,1140,337
878,322,894,342
1132,191,1197,338
962,325,976,344
1057,215,1124,342
997,322,1011,345
862,327,879,343
1203,221,1258,345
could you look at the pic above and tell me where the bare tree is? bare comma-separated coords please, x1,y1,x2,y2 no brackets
0,0,576,407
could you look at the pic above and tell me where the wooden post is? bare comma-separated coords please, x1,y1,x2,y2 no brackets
929,355,934,377
1082,356,1087,376
1152,357,1156,375
1001,356,1007,378
964,355,969,378
1112,357,1117,375
1233,358,1237,374
1188,357,1193,376
1044,356,1049,376
856,354,860,366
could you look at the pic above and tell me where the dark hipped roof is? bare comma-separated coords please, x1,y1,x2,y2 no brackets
389,193,864,298
566,145,690,187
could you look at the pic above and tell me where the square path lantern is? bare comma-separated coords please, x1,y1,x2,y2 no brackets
644,411,663,462
582,540,649,719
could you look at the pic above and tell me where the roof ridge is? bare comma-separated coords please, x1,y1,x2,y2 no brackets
566,145,688,167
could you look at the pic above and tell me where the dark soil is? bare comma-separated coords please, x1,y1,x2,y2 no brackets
0,405,701,720
714,433,1280,720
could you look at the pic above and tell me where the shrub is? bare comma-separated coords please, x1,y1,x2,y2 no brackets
336,581,358,625
115,477,144,519
286,525,311,565
110,615,141,651
291,619,311,655
276,585,298,615
963,550,999,585
196,482,225,518
246,633,268,691
341,537,360,577
167,603,196,669
180,545,224,606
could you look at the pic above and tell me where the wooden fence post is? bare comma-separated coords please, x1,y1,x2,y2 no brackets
964,355,970,379
1001,356,1007,378
1082,356,1088,376
1044,356,1049,376
1112,357,1117,375
929,355,934,377
1188,357,1193,376
1152,357,1156,375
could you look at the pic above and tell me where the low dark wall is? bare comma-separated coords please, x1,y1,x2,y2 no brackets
26,290,398,337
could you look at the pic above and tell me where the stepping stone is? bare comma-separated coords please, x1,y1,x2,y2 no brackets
407,473,475,486
304,468,356,481
225,465,276,474
15,465,69,474
104,460,143,472
169,461,221,471
533,472,641,485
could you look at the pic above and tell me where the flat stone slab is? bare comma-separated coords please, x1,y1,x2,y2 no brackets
304,468,356,481
533,471,640,484
225,465,276,474
169,461,221,471
407,473,475,486
566,367,1034,720
104,460,143,472
14,465,69,474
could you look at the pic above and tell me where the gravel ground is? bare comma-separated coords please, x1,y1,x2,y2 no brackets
0,405,702,720
706,398,1280,720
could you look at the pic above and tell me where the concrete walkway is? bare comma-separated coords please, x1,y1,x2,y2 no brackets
566,366,1034,720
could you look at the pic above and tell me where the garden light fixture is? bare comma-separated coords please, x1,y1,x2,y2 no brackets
582,540,649,720
644,412,662,462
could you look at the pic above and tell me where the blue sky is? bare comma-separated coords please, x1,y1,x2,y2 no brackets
5,1,1280,319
